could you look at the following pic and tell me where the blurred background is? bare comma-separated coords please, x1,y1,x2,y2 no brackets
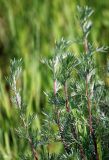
0,0,109,159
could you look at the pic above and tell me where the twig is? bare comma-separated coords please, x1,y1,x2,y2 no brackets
28,137,39,160
57,110,70,153
21,117,39,160
53,79,70,153
84,38,99,160
70,117,86,160
64,81,70,112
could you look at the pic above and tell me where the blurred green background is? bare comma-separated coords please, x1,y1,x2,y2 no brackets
0,0,109,159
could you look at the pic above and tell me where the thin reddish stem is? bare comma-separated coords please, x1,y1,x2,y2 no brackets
54,79,56,96
84,38,99,160
64,81,70,112
28,137,38,160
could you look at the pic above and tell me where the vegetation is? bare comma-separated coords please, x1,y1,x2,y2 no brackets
0,1,109,160
4,6,109,160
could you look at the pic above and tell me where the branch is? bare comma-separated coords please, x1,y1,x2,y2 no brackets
64,81,70,112
21,116,39,160
53,79,70,153
28,137,39,160
84,38,99,160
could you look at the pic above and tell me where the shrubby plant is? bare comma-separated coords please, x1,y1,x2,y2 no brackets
8,6,109,160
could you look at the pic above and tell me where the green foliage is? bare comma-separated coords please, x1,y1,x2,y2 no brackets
5,6,109,160
41,6,109,160
0,1,109,159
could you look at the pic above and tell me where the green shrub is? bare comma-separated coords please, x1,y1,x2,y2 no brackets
8,6,109,160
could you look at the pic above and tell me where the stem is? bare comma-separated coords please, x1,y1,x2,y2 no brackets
79,144,86,160
64,81,85,157
53,79,70,153
86,76,93,134
84,38,89,53
54,79,56,95
28,137,39,160
57,110,70,153
13,77,21,108
64,81,70,112
84,38,99,160
21,117,38,160
70,116,86,160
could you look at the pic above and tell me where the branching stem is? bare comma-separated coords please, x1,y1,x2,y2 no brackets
84,38,99,160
